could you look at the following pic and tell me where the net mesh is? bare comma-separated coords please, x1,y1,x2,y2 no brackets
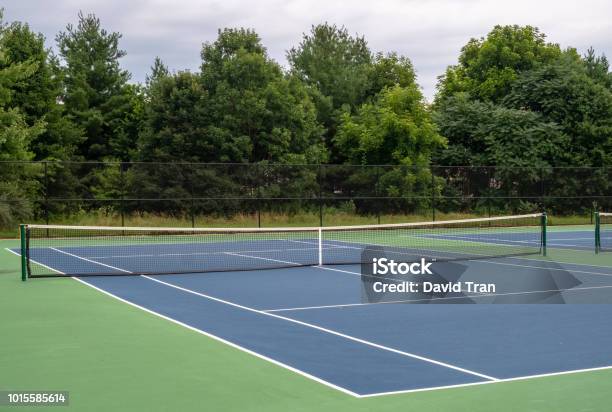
598,212,612,252
21,214,544,278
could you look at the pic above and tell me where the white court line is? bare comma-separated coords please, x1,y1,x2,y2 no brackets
49,247,132,273
420,234,590,249
5,248,66,274
23,247,499,381
426,235,538,244
360,365,612,397
7,246,612,397
89,244,346,260
263,284,612,313
438,234,594,242
302,237,530,262
224,251,304,267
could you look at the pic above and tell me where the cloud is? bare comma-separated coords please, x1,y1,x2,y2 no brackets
3,0,611,101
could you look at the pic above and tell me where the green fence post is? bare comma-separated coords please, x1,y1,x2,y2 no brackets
541,212,547,257
595,211,600,254
431,169,436,222
20,224,27,281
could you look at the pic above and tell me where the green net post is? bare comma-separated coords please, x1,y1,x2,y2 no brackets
541,212,547,257
595,212,600,254
20,224,27,281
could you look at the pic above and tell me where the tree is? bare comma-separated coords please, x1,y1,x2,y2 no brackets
503,55,612,167
436,25,562,104
582,47,612,90
0,19,82,161
288,24,372,158
138,70,217,162
0,10,45,226
334,85,445,213
200,28,324,164
433,92,568,212
335,85,444,165
435,93,567,167
56,12,138,160
134,29,325,214
367,52,418,96
0,52,42,164
145,56,169,87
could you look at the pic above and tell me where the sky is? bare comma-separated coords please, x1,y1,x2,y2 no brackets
3,0,611,101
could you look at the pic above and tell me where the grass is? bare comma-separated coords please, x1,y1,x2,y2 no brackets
1,241,612,411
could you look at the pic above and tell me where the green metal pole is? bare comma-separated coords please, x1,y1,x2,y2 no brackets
431,170,436,222
595,212,600,254
20,224,27,281
541,212,547,257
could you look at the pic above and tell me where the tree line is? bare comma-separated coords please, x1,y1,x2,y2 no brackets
0,10,610,225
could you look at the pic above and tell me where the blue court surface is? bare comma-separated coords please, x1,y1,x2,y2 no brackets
11,226,612,397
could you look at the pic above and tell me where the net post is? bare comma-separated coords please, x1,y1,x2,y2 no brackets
318,227,323,266
541,212,547,256
595,211,600,254
20,224,27,281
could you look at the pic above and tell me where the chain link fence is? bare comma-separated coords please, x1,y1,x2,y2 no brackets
1,161,610,229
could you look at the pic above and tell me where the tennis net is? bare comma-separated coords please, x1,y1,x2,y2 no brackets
596,212,612,253
19,213,545,279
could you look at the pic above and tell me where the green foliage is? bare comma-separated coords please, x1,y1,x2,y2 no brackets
436,25,562,104
56,12,138,160
0,20,55,121
138,70,222,162
0,18,83,161
583,47,612,89
288,23,372,114
139,28,325,164
288,25,428,163
503,55,612,166
367,52,418,95
201,28,325,164
335,85,444,166
435,93,566,168
142,29,324,164
334,85,445,212
145,57,169,87
434,23,611,211
288,24,372,159
0,11,45,226
135,29,326,214
106,83,145,161
434,93,568,200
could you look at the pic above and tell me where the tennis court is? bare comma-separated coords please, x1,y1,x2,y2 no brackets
6,214,612,397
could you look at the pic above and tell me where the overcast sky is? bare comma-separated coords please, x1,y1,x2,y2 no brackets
4,0,611,101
